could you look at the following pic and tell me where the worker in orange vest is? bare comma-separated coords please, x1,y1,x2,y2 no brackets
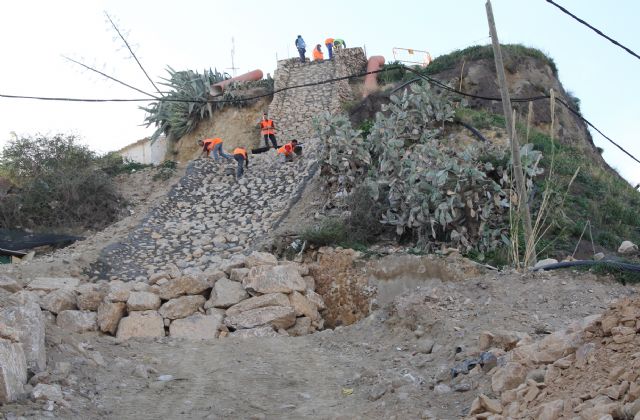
325,37,335,59
277,139,299,162
312,44,324,61
232,147,249,179
259,113,278,149
199,137,230,160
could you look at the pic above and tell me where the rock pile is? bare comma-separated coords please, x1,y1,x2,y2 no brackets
467,297,640,419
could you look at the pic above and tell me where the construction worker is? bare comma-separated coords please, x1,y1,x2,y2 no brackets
259,113,278,149
325,37,334,59
313,44,324,61
277,139,299,162
232,147,249,179
333,38,346,50
199,137,230,161
295,35,306,63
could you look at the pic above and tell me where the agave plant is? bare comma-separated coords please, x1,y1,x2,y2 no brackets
141,67,229,142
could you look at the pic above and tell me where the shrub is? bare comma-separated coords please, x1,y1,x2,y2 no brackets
0,134,124,231
316,82,543,254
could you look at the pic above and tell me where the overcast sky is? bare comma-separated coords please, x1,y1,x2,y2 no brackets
1,0,639,185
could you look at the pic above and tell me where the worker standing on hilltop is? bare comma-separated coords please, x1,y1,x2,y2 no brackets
325,37,334,59
295,35,306,63
313,44,324,61
259,113,278,149
277,139,300,162
199,137,231,161
232,147,249,179
333,38,346,51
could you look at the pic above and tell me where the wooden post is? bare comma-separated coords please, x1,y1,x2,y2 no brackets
485,0,537,266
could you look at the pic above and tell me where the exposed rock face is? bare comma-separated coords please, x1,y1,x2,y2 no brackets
169,313,223,339
0,338,27,403
56,310,98,333
0,300,46,373
116,311,165,340
127,291,161,311
205,278,249,309
225,293,291,316
158,295,205,320
242,265,306,294
224,306,296,330
97,302,127,335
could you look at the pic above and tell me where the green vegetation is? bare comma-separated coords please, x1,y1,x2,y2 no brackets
141,67,229,142
0,134,124,231
456,108,640,257
97,152,151,176
379,44,558,85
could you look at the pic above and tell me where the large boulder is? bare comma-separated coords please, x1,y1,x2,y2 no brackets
56,310,97,333
304,290,326,310
0,275,21,293
226,293,291,316
205,278,249,309
244,251,278,268
618,240,639,255
97,302,127,335
158,275,210,300
0,338,27,403
242,265,306,294
158,295,205,320
169,313,223,339
127,291,161,311
289,291,321,322
0,300,46,373
39,288,77,314
491,362,527,393
224,306,296,330
116,311,165,340
26,277,79,293
76,287,106,311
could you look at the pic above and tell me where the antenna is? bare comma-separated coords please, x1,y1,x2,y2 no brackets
227,37,239,76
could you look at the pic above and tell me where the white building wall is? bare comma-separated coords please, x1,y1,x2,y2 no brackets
119,136,168,165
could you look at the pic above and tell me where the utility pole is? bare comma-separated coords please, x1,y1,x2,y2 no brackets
485,0,537,266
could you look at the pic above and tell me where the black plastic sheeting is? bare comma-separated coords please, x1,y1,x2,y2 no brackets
0,228,82,251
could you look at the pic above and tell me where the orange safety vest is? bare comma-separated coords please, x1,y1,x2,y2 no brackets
325,38,334,45
313,48,324,61
277,143,294,156
202,138,218,150
260,119,275,135
233,148,247,158
211,138,223,145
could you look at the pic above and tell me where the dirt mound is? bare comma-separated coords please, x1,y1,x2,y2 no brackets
168,98,270,164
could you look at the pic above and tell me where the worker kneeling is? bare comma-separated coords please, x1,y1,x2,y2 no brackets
232,147,249,179
277,139,301,163
199,137,230,161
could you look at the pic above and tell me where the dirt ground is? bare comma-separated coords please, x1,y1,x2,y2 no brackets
1,247,636,419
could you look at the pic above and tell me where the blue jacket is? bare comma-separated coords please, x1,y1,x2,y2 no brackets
295,37,306,50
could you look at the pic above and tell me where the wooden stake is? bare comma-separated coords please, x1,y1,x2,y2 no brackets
485,0,537,266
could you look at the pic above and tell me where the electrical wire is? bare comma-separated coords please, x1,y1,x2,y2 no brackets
1,62,638,166
546,0,640,62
